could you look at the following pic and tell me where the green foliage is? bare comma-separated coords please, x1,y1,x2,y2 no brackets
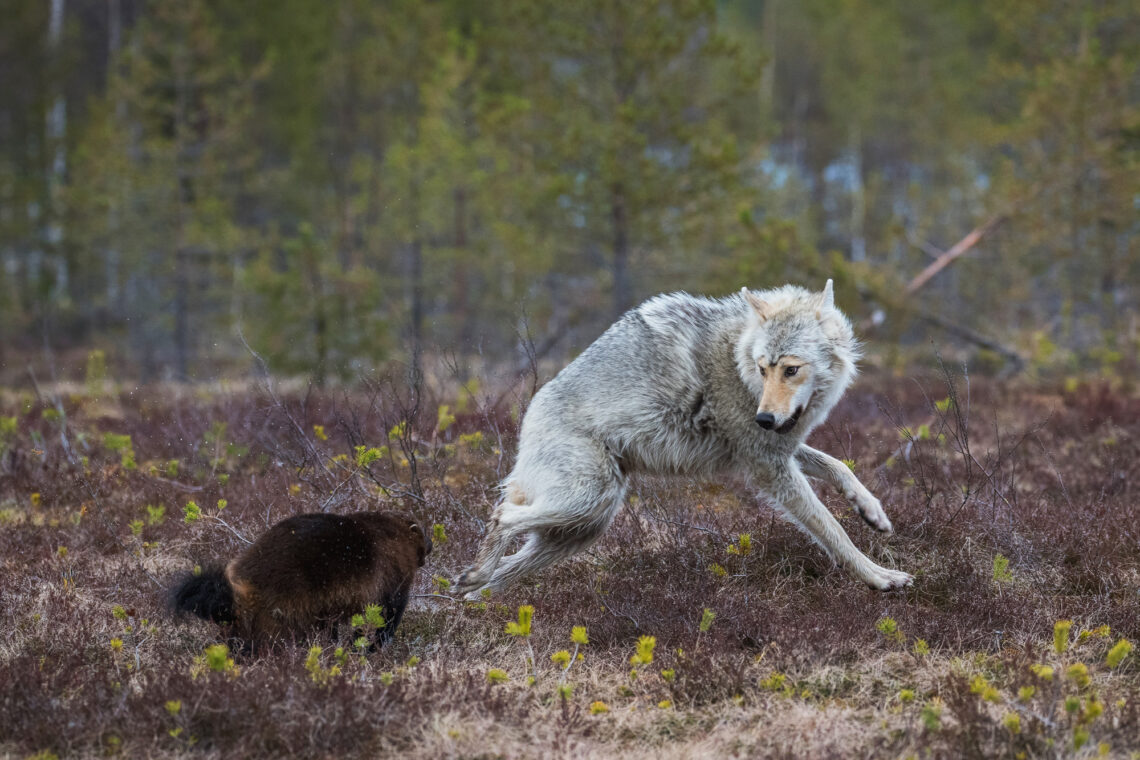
505,605,534,637
85,350,107,396
432,523,447,545
1054,620,1073,654
876,617,903,644
363,605,386,630
486,668,509,684
183,501,202,523
146,504,166,525
920,701,942,731
436,405,456,433
354,446,384,468
699,608,716,634
992,554,1013,583
726,533,752,556
629,636,656,666
458,431,484,449
103,433,137,469
304,646,341,685
1065,663,1091,688
199,644,237,677
1106,639,1133,668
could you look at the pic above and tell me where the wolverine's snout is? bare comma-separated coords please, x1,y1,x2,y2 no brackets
755,412,776,430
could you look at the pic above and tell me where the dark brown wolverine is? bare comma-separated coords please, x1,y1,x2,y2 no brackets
171,511,432,647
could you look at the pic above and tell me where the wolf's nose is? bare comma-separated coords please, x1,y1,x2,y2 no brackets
755,412,775,430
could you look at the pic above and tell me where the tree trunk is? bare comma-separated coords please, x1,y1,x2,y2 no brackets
611,181,631,318
452,186,474,350
105,0,122,312
849,124,866,263
45,0,68,306
173,248,190,381
173,25,191,381
409,238,424,380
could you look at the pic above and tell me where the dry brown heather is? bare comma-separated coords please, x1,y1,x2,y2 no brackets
1,372,1138,759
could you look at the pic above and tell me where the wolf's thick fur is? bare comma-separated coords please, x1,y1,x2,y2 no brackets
171,511,432,646
456,280,912,595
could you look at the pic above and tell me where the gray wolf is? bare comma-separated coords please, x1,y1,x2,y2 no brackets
171,511,432,646
455,280,912,595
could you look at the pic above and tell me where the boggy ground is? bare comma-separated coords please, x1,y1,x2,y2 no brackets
0,369,1138,759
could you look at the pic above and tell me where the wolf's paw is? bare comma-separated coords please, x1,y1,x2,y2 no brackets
453,568,487,597
862,566,913,591
846,489,893,533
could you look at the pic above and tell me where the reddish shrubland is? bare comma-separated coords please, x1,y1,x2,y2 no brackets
1,370,1137,758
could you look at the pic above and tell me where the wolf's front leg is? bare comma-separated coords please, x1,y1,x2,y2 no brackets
795,444,893,533
763,462,912,591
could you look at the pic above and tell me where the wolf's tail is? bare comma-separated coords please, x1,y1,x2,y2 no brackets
169,566,235,624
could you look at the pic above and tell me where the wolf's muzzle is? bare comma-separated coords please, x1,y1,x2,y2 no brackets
755,412,776,430
774,405,804,434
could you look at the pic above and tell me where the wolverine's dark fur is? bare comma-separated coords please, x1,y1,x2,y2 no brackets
170,511,431,647
170,566,235,623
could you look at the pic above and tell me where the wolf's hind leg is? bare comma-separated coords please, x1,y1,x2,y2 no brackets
763,462,912,591
454,512,517,595
484,523,608,592
795,444,893,533
456,457,625,596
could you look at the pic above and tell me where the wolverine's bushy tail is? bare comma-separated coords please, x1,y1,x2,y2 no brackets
169,566,235,624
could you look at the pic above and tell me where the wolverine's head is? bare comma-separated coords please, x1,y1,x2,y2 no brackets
735,280,858,435
409,521,433,567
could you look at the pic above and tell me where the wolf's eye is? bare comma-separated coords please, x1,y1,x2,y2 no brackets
758,365,766,377
784,366,799,377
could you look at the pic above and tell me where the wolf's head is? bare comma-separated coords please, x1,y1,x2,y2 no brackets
735,280,859,436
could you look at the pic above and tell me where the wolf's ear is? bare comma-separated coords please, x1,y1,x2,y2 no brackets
815,279,835,318
741,287,773,322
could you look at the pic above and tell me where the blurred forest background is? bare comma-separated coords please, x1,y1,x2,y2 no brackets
1,0,1138,385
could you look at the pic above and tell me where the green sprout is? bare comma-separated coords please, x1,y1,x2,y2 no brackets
183,501,202,523
629,635,656,666
436,405,456,433
505,605,534,637
1054,620,1073,653
992,554,1013,583
1106,639,1133,668
876,616,903,644
354,445,384,468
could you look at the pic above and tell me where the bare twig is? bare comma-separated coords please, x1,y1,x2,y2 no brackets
209,515,253,545
904,214,1006,295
